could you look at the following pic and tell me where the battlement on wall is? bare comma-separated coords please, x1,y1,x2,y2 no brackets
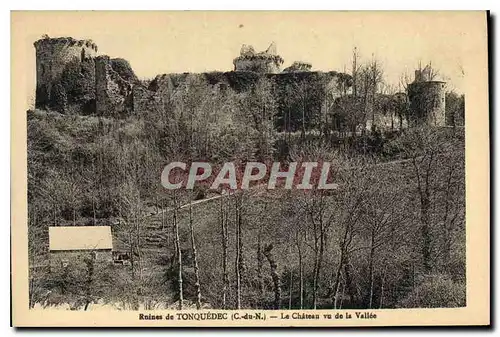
34,36,98,52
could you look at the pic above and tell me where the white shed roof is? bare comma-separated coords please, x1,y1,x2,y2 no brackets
49,226,113,251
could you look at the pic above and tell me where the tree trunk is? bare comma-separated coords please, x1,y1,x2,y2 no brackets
312,220,326,309
84,251,96,311
288,240,293,309
312,223,319,309
379,264,387,309
220,196,229,309
92,197,96,226
367,231,375,309
295,231,304,309
332,251,344,309
333,217,352,308
235,198,241,309
339,274,346,310
189,201,202,309
161,200,165,231
257,225,264,305
173,198,183,310
135,211,144,305
318,222,326,298
343,254,357,307
302,98,306,139
129,224,135,280
421,195,432,272
264,243,281,310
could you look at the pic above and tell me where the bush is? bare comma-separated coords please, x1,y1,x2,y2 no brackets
111,58,139,83
397,274,465,308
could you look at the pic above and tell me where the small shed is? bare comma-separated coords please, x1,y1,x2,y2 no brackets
48,226,113,270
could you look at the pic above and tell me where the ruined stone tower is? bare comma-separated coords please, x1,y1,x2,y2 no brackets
34,36,98,113
95,56,134,116
233,42,283,73
408,64,446,127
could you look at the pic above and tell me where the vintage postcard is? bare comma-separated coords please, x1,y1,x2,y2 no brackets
11,11,489,327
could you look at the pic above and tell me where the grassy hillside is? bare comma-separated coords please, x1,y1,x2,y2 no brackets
27,108,465,310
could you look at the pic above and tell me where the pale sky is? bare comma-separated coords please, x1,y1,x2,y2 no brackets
15,11,485,104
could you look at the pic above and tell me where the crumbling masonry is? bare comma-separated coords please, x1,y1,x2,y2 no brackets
33,37,344,119
33,36,457,128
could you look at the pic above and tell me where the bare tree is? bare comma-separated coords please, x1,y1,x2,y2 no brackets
219,194,229,309
399,69,412,92
330,163,370,309
118,177,144,309
352,47,361,97
263,243,281,309
172,191,183,310
288,235,293,310
295,229,304,309
395,127,451,272
303,190,334,309
83,251,96,311
256,201,269,307
434,145,465,271
188,194,202,309
362,188,403,308
234,194,243,309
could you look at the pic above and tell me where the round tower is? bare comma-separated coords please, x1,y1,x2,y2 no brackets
34,37,98,110
408,81,446,127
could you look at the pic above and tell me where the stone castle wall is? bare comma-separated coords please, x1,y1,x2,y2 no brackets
95,56,133,116
34,37,157,116
32,38,350,122
32,37,356,121
234,58,280,73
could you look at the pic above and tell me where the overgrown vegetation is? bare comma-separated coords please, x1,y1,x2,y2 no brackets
28,49,466,310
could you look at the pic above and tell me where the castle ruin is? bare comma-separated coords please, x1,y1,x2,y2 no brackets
233,42,283,73
33,36,456,131
34,37,98,114
33,36,345,120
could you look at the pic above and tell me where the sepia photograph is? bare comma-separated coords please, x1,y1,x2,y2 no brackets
11,10,489,327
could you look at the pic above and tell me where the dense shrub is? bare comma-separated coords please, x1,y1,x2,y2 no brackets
397,274,466,308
